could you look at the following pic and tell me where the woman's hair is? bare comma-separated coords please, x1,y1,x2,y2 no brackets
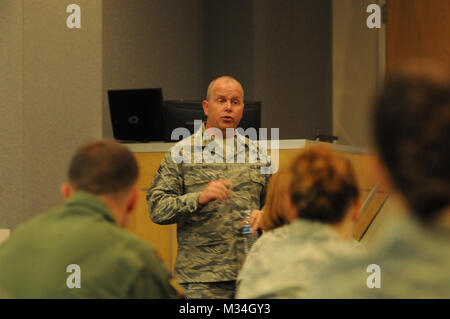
289,146,360,224
261,166,294,231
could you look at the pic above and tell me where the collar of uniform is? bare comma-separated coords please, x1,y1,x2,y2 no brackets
194,122,250,155
65,191,116,224
286,218,343,242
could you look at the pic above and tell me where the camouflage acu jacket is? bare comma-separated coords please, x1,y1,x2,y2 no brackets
147,124,272,283
307,217,450,298
236,219,364,299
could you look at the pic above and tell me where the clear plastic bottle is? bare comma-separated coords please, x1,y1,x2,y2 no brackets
241,210,258,255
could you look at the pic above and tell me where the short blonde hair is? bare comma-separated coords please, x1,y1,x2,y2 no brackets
206,76,244,101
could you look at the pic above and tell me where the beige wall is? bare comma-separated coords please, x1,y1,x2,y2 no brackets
102,0,204,138
254,0,332,140
103,0,333,140
332,0,385,148
1,0,103,230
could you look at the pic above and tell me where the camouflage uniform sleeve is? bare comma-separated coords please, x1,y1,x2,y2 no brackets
147,151,202,225
260,166,272,211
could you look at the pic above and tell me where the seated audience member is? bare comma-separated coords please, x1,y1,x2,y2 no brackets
308,64,450,298
0,140,178,298
236,146,363,299
236,167,294,291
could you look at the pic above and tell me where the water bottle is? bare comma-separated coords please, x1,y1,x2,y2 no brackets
241,210,257,255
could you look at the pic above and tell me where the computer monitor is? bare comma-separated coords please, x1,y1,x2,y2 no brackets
164,100,261,142
163,100,205,142
238,101,262,137
108,88,164,142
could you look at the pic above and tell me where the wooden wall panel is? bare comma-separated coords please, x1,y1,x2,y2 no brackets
387,0,450,71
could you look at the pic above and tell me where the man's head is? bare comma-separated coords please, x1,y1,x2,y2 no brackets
373,63,450,223
60,140,139,227
202,76,245,137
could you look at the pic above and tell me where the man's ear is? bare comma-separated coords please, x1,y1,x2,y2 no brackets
202,100,208,117
60,182,74,200
126,187,140,214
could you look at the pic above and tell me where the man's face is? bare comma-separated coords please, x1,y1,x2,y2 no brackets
202,79,244,136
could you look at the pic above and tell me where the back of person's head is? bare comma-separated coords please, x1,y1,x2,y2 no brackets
261,166,295,231
373,62,450,223
289,146,360,224
68,140,139,196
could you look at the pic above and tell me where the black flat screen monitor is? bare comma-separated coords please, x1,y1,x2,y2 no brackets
164,100,261,142
108,88,164,142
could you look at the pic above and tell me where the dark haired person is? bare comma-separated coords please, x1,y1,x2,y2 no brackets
236,146,363,298
0,140,177,298
309,64,450,298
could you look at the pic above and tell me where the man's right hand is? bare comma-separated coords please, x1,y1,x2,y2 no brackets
198,180,232,205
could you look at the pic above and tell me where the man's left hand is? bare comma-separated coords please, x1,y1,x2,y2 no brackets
249,209,263,234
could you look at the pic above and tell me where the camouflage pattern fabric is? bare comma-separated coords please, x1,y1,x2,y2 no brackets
236,219,364,299
147,123,272,285
307,217,450,298
181,281,236,299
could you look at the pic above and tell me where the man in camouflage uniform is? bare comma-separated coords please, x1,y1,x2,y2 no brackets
147,76,272,298
308,65,450,298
